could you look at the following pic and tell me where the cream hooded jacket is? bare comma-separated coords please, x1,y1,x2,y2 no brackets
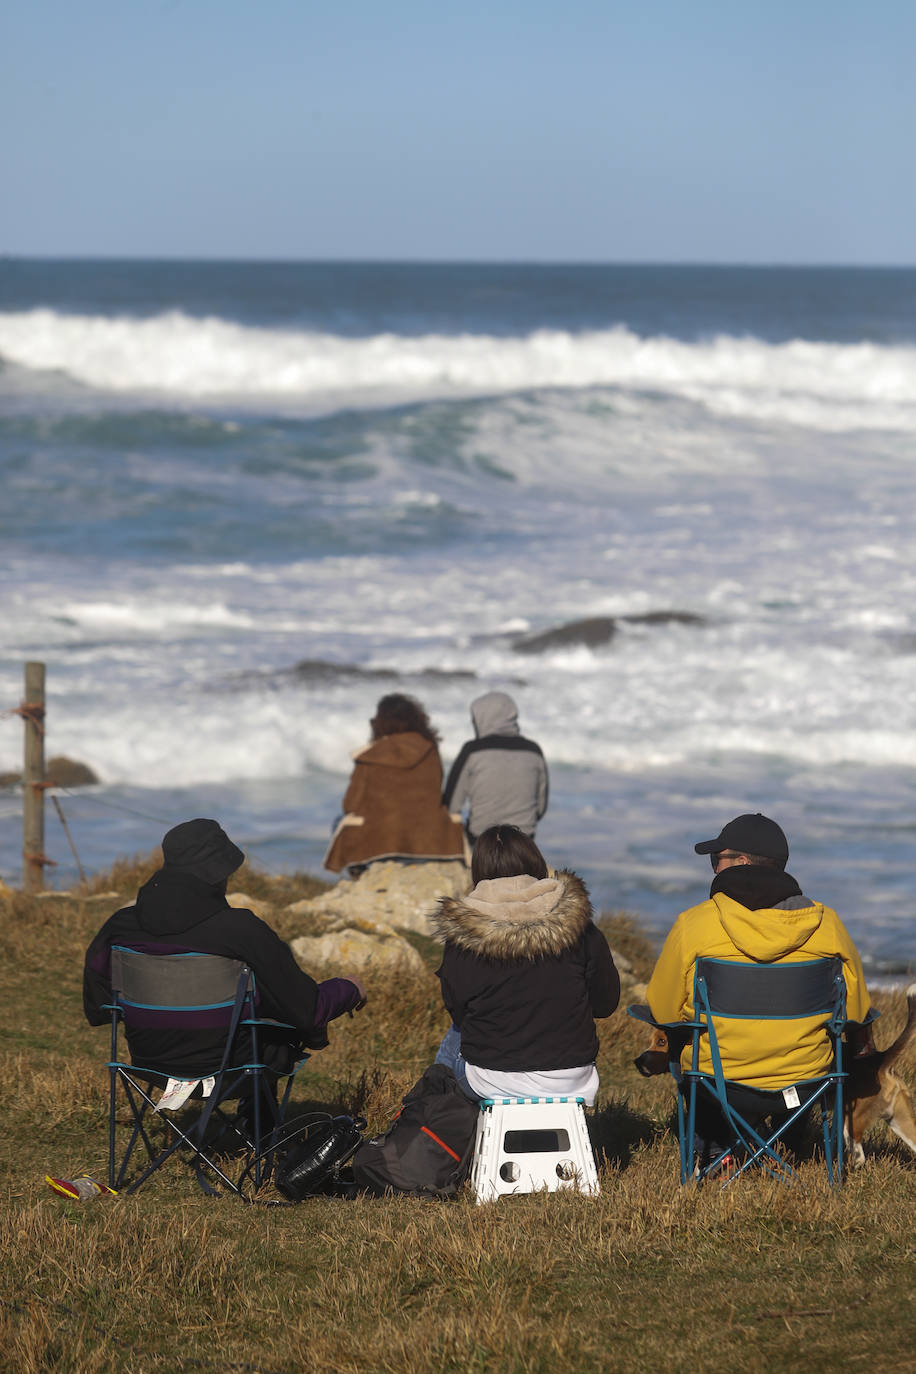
646,891,871,1088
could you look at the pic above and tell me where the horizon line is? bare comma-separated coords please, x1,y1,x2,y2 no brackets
2,253,915,272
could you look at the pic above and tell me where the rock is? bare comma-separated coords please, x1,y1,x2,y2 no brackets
285,858,471,938
621,611,706,628
291,927,427,977
224,660,479,692
226,891,273,920
512,611,707,655
45,756,99,786
287,660,476,685
512,617,617,654
290,659,399,683
0,755,99,787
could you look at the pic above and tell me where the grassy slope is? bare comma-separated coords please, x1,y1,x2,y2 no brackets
0,860,914,1374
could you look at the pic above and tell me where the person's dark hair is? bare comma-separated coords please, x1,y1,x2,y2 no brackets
371,693,440,744
471,824,549,886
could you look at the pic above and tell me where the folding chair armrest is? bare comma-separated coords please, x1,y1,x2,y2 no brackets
626,1004,705,1032
626,1003,656,1024
846,1007,880,1029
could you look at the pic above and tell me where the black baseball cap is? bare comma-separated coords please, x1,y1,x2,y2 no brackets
161,818,244,884
694,813,789,864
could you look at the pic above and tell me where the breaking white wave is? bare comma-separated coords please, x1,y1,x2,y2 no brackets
2,309,916,431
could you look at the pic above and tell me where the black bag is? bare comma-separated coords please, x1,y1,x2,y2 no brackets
274,1115,366,1201
351,1064,479,1198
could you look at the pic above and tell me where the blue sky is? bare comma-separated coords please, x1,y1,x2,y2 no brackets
4,1,914,263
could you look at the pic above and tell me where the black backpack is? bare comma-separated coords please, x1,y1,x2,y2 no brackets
351,1064,479,1198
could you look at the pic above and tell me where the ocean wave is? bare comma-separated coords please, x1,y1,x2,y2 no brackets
1,309,915,432
57,598,256,635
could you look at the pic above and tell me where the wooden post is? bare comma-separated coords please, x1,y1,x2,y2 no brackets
22,660,46,893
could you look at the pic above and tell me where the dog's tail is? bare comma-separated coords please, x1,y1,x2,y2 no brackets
876,982,916,1071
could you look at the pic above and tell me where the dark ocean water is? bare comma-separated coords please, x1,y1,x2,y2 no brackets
3,258,916,340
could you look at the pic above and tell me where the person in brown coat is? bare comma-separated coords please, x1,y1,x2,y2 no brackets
324,694,466,873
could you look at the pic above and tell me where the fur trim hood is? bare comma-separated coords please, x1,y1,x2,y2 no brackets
431,870,593,961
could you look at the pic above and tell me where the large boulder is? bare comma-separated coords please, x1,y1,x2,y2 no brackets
511,611,707,655
226,891,274,921
0,755,99,787
285,858,471,938
512,617,616,654
291,925,427,978
45,756,100,786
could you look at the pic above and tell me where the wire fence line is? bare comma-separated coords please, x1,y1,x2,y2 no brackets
15,785,292,884
1,775,294,886
3,674,295,886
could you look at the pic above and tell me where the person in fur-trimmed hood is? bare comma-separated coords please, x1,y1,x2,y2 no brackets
431,825,620,1104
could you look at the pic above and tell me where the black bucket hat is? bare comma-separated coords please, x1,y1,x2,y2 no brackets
694,813,789,864
161,818,244,884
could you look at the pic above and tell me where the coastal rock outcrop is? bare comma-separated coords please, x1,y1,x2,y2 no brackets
223,660,479,692
511,611,707,654
0,755,99,787
291,924,427,977
284,858,471,938
512,617,616,654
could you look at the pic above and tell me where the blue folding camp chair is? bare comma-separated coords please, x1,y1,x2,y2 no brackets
629,956,850,1186
106,947,305,1196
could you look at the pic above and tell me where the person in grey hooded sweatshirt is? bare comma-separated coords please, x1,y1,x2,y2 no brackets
442,691,548,842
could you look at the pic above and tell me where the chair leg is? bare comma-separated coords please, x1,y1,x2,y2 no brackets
127,1108,242,1197
114,1075,166,1190
682,1082,696,1185
109,1067,118,1190
112,1071,243,1196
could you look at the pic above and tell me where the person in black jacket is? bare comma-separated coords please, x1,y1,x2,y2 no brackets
83,818,366,1080
431,825,618,1103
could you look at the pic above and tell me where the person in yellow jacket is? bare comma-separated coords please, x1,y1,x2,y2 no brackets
646,812,873,1157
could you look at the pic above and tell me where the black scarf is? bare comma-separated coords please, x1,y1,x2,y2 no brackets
710,864,802,911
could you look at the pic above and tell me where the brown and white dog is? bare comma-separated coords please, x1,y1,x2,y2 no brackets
634,983,916,1166
844,982,916,1166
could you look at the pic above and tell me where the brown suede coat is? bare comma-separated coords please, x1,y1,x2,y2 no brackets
324,731,465,872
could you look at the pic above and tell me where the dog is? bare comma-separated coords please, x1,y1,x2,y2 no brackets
634,984,916,1166
634,1024,675,1079
844,982,916,1166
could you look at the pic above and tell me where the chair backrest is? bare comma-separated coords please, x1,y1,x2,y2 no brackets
110,947,253,1029
697,955,845,1022
693,955,847,1088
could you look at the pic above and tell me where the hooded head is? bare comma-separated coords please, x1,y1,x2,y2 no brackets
161,818,244,886
471,691,520,738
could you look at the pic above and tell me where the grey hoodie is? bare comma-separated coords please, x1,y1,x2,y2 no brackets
442,691,548,839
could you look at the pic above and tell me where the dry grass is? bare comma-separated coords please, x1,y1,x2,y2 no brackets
0,864,915,1373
